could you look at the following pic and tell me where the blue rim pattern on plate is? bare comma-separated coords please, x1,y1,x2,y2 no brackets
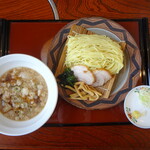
48,17,141,109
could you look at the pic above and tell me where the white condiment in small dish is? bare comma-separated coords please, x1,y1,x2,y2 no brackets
124,85,150,129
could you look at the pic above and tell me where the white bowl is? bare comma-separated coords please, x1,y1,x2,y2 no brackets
0,54,58,136
124,85,150,129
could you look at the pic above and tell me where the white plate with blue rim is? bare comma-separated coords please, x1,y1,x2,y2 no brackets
47,17,141,110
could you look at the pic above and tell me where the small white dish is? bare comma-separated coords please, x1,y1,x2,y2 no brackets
124,85,150,129
0,54,58,136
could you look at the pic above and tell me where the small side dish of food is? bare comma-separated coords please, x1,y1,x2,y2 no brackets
124,85,150,129
0,67,48,121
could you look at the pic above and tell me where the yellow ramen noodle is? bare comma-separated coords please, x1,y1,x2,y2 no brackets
65,34,124,74
66,82,102,101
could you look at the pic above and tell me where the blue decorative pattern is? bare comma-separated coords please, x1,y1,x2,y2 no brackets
49,18,141,107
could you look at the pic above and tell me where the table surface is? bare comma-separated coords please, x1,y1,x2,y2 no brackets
0,0,150,150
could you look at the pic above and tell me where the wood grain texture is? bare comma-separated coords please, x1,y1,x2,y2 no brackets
55,0,150,18
0,0,54,20
0,0,149,149
54,0,150,28
0,125,150,149
0,0,149,29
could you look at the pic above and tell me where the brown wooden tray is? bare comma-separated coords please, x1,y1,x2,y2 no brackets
0,18,149,126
